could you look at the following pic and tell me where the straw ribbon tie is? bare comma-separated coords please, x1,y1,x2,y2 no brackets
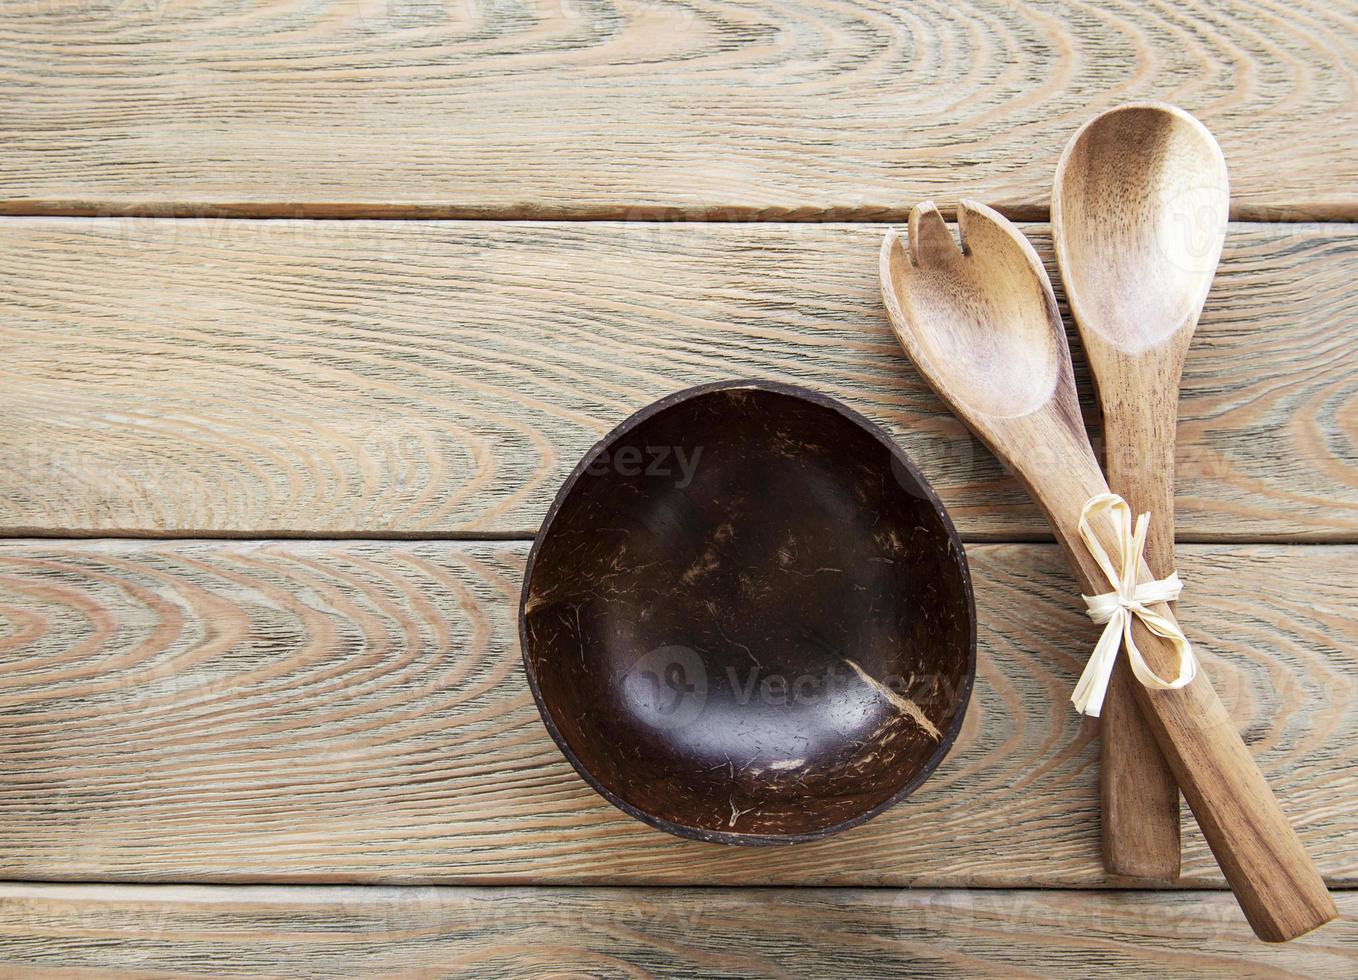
1071,493,1198,717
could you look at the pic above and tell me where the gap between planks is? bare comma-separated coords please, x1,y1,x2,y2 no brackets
1,203,1355,223
6,879,1347,892
5,529,1354,552
3,533,1358,546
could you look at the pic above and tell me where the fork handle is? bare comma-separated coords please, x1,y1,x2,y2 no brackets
1124,615,1337,941
1046,467,1337,941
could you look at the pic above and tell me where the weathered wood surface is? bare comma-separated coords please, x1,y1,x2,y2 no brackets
1,2,1356,220
0,539,1351,886
1,219,1354,540
1,1,1353,970
0,884,1354,978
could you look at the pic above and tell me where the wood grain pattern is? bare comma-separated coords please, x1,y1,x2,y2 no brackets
0,884,1354,978
0,539,1351,886
0,2,1355,220
1,219,1354,540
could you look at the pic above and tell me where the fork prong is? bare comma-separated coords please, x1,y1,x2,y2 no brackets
908,202,960,266
956,198,1017,256
957,199,992,232
958,198,1060,294
882,228,913,276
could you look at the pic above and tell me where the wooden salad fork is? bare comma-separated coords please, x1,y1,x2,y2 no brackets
879,200,1336,942
1052,102,1230,881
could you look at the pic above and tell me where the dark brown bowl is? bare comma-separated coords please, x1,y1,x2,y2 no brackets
520,380,975,844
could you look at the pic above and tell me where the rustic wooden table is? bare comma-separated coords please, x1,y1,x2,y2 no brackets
0,1,1355,975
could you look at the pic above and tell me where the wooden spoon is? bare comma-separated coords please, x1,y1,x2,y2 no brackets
879,200,1336,943
1052,102,1229,881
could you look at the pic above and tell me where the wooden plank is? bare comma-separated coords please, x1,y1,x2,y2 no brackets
0,884,1354,978
0,2,1355,220
1,219,1354,540
0,539,1351,886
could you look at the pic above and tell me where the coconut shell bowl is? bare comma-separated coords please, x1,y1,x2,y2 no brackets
520,380,975,844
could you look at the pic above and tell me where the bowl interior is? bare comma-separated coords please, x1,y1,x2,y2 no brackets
521,383,974,843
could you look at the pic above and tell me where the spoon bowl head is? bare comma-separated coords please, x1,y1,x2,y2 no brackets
1053,103,1229,352
879,201,1073,426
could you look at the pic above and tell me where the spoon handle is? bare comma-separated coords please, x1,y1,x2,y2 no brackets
1099,389,1183,880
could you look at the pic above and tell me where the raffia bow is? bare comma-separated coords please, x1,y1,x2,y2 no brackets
1071,493,1198,717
